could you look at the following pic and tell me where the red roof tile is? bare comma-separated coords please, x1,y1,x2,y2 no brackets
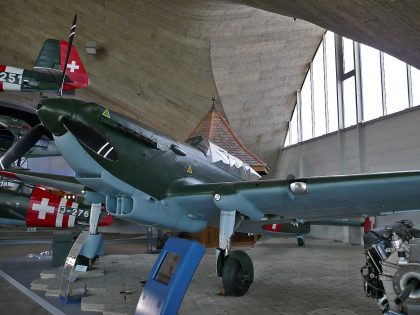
188,103,268,175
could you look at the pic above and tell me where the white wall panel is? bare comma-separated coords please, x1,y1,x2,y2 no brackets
365,109,420,172
276,107,420,242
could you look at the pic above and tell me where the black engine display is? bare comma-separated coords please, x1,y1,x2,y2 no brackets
361,220,420,313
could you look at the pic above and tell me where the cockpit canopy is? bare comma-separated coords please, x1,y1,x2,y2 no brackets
187,136,261,181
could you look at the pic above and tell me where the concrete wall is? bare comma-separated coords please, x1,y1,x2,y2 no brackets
276,106,420,244
0,0,325,174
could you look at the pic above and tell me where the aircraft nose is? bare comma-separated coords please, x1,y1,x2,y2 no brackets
36,98,86,136
37,98,70,135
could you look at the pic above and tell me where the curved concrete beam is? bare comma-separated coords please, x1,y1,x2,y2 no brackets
239,0,420,69
0,0,324,175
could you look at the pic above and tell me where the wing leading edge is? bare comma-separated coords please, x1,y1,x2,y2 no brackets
4,169,420,227
0,169,85,194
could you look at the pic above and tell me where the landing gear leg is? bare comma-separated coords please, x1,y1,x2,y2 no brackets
297,235,305,247
78,203,104,267
217,210,254,296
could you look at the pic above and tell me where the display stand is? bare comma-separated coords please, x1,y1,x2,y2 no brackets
135,237,205,315
59,230,89,303
59,203,103,303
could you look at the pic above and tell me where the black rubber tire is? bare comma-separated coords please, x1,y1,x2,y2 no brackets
297,237,305,247
222,256,251,296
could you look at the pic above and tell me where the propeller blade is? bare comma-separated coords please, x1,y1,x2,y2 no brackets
0,124,48,169
58,14,77,96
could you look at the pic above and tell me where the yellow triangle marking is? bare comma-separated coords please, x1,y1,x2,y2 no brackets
187,166,193,174
102,109,110,118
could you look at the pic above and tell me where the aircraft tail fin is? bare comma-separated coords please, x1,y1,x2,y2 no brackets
26,186,112,228
27,186,78,228
33,39,89,91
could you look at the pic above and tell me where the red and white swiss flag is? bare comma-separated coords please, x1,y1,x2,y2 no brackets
26,186,78,228
264,223,283,232
59,40,89,90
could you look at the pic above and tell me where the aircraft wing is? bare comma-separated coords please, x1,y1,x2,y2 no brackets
0,169,85,194
3,168,420,228
167,171,420,223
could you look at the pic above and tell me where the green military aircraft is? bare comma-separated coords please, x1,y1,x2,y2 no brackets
2,97,420,296
0,38,88,93
1,15,420,297
0,16,88,94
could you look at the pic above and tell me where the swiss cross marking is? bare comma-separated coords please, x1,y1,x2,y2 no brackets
32,198,55,219
67,60,79,73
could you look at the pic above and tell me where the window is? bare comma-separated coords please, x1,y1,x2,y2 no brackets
313,42,326,137
284,129,290,147
360,44,383,120
343,37,354,73
283,31,419,148
343,76,357,127
342,37,357,127
325,31,338,132
384,53,409,114
284,105,299,147
411,66,420,106
301,72,313,141
290,106,298,145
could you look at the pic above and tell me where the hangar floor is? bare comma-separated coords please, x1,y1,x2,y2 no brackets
0,230,379,315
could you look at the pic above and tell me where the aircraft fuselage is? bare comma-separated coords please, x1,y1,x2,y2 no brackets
37,98,248,231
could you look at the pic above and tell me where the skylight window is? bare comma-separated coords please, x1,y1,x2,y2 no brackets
284,31,419,147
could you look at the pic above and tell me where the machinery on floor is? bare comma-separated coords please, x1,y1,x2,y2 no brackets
362,220,420,315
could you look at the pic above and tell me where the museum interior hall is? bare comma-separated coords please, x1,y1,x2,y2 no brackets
0,1,420,315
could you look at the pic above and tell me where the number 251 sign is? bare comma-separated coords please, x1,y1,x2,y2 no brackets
0,72,23,85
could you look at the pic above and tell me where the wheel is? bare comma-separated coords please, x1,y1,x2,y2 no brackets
222,256,252,296
297,236,305,246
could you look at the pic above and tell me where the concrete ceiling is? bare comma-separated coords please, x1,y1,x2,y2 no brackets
241,0,420,70
0,0,418,177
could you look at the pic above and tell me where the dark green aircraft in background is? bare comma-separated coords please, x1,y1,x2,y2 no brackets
2,15,420,297
0,38,88,93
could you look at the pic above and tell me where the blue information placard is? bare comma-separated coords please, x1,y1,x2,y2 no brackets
135,237,205,315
